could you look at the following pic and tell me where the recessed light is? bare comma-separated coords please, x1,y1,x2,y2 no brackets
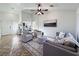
50,5,54,7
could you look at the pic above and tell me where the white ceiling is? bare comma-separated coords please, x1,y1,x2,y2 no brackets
0,3,79,22
0,3,79,12
21,3,79,9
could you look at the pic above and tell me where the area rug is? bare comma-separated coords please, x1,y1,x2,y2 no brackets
0,47,32,56
11,46,32,56
23,38,43,56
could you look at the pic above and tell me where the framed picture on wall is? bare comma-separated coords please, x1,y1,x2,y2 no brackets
44,19,57,27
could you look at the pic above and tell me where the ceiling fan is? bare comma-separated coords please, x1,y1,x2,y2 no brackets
31,3,48,15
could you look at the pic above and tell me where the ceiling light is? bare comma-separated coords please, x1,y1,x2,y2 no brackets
37,12,43,15
31,3,48,15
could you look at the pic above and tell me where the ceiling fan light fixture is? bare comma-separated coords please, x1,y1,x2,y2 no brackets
35,11,44,15
37,12,41,15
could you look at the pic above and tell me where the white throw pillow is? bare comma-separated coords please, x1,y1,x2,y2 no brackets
59,32,65,39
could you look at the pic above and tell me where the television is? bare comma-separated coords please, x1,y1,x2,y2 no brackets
44,19,57,27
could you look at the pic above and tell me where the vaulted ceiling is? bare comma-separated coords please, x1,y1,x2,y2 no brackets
0,3,79,12
0,3,79,22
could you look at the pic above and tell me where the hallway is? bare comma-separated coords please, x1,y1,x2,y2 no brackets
0,35,32,56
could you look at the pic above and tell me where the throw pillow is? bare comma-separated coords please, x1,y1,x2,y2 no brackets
59,32,65,39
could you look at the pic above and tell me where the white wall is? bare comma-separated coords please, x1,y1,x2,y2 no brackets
0,12,20,35
0,21,1,39
76,8,79,42
38,10,76,37
22,9,76,37
22,11,34,28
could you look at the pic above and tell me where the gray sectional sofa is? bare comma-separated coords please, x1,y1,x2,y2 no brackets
43,40,78,56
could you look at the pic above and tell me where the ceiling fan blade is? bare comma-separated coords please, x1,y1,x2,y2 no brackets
38,3,41,7
40,11,44,14
42,9,48,11
30,9,37,11
35,12,37,15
